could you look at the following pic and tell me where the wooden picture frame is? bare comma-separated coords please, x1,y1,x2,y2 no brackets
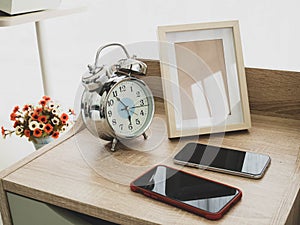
157,20,251,138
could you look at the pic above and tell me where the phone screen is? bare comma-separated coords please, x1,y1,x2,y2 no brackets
131,165,241,216
174,143,270,177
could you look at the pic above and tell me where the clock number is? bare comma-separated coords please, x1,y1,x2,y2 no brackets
108,99,114,107
119,124,124,130
136,91,141,98
112,119,117,125
135,119,140,125
128,124,133,130
112,90,118,97
119,85,126,92
130,86,133,92
140,110,145,116
140,99,145,106
108,110,112,117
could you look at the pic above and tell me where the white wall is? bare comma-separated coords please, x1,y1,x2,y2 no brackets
0,0,299,169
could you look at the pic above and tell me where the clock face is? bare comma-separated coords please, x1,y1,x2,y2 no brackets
105,78,154,138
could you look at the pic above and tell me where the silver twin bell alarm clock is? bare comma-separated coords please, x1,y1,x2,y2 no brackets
81,43,155,151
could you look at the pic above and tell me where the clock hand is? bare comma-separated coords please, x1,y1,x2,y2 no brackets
115,97,136,117
130,104,149,109
128,114,132,125
120,107,137,115
129,110,138,115
115,96,128,108
117,101,134,123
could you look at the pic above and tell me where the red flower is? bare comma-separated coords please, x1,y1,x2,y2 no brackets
10,113,17,121
23,104,29,111
24,129,31,137
52,131,59,139
13,121,19,128
38,115,47,124
1,126,5,136
13,106,19,113
39,99,46,106
34,108,43,114
33,128,42,138
44,124,53,134
31,113,39,120
60,113,69,123
43,96,51,101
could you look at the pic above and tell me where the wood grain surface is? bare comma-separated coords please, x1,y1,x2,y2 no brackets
245,68,300,120
1,102,299,224
142,60,300,120
0,62,299,225
0,180,11,225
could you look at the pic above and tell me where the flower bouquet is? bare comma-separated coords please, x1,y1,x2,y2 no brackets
2,96,74,148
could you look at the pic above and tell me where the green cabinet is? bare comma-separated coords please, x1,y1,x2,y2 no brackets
7,193,115,225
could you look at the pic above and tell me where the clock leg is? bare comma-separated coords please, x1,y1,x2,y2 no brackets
111,138,118,151
142,132,148,140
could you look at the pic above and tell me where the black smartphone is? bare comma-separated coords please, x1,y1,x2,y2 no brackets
174,143,271,179
130,165,242,220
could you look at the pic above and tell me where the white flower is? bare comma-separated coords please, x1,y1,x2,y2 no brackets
48,102,60,110
15,126,23,135
48,102,55,109
52,109,58,115
51,117,60,125
28,111,34,117
38,123,45,130
29,121,39,131
61,125,67,132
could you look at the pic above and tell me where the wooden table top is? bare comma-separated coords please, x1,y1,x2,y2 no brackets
0,103,299,224
1,63,300,224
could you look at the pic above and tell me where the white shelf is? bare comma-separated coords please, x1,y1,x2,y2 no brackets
0,0,86,95
0,0,86,27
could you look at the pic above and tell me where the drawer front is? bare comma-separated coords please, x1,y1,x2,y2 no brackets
7,193,115,225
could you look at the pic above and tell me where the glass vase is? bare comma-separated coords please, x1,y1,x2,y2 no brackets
32,136,53,150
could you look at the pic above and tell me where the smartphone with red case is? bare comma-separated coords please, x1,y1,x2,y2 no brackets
130,165,242,220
